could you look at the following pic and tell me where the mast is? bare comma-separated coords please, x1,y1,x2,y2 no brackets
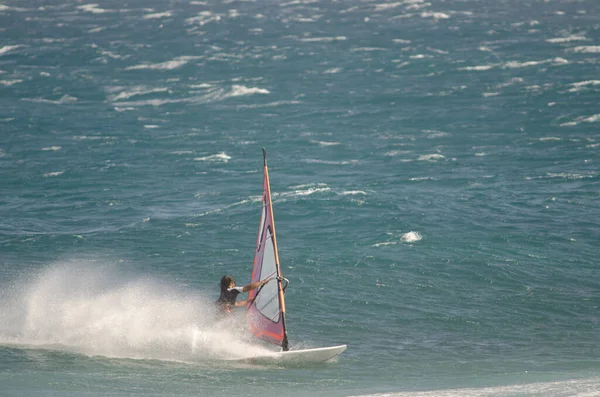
262,148,289,351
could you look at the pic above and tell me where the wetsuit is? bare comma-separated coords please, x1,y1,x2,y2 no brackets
215,286,243,313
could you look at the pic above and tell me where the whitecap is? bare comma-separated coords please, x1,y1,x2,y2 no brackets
143,11,172,19
407,3,429,11
310,140,340,147
189,83,214,89
401,231,422,243
0,5,28,11
229,85,269,97
289,183,328,190
504,60,545,68
279,184,331,198
111,87,169,101
0,45,23,56
561,114,600,126
59,95,77,103
423,129,448,138
539,137,561,142
299,36,346,42
125,56,201,71
546,35,586,43
305,159,359,165
43,171,65,177
571,46,600,53
372,241,397,247
185,11,221,26
459,64,498,71
193,152,231,163
427,47,449,55
21,95,78,105
568,80,600,92
497,77,524,88
560,121,578,127
342,191,367,196
42,146,62,151
418,154,445,161
76,4,109,14
0,79,23,86
552,57,569,65
420,12,450,20
583,114,600,123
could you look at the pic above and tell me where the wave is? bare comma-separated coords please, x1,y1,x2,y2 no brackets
568,80,600,92
560,114,600,126
193,152,231,163
143,11,173,19
571,46,600,53
305,159,359,165
0,79,23,86
113,85,269,107
299,36,346,42
21,95,78,105
76,4,110,14
418,154,445,161
310,140,341,147
278,183,331,198
546,35,587,43
42,171,65,177
0,45,24,56
460,58,568,72
401,231,422,243
373,231,423,247
229,85,270,97
125,56,201,71
110,86,169,101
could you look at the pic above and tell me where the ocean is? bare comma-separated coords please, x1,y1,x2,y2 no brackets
1,0,599,396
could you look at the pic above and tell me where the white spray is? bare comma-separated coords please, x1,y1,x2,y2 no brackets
0,260,272,362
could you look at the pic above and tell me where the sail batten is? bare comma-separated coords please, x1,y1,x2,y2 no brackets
247,149,289,351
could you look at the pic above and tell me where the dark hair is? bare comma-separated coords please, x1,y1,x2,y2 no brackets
220,275,235,291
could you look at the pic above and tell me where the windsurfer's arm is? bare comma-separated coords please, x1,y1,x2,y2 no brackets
241,277,271,293
235,299,248,307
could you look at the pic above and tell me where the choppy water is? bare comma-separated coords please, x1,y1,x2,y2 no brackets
1,0,599,396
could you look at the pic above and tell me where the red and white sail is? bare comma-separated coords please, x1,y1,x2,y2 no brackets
246,149,289,351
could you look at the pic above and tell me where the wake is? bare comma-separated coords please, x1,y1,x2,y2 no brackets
0,260,272,362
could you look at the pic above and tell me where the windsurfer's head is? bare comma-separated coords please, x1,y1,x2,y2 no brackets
220,275,235,291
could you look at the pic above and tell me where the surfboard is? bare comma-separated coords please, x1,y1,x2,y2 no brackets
242,148,347,364
232,345,347,365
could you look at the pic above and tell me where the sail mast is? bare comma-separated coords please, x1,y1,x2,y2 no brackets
262,148,289,351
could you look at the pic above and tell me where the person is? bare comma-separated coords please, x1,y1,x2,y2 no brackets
215,275,271,314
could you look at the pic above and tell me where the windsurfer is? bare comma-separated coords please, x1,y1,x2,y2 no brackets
216,275,271,314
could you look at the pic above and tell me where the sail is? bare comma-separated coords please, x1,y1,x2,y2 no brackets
247,149,289,351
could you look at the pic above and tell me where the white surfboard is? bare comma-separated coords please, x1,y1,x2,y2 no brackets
234,345,347,365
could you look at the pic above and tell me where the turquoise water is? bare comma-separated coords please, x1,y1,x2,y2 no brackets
1,0,599,395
